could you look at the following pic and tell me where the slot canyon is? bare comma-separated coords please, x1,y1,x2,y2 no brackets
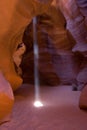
0,0,87,129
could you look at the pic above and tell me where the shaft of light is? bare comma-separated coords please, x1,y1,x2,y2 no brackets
33,17,43,107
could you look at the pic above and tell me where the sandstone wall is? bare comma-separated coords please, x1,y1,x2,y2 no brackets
0,0,53,90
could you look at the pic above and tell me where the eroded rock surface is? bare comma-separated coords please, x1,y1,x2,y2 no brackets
21,5,76,85
0,0,53,90
0,72,14,123
0,0,87,122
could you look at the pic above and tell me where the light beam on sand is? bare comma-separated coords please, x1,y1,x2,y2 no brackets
33,17,43,107
34,100,43,107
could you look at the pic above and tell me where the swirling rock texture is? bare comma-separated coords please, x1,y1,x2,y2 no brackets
75,0,87,109
22,0,87,87
0,0,77,122
22,21,60,86
22,6,76,85
56,0,87,109
22,11,76,85
0,0,87,122
0,0,53,91
76,0,87,26
0,0,55,122
21,0,87,109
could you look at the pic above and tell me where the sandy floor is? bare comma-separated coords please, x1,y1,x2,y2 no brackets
0,84,87,130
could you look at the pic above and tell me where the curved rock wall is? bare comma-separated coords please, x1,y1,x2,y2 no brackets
0,0,87,119
58,0,87,52
21,0,87,86
0,0,53,90
0,0,56,121
76,0,87,26
22,5,77,85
